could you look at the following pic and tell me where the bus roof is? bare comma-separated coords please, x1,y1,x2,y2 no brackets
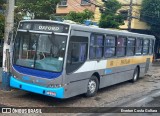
20,20,155,39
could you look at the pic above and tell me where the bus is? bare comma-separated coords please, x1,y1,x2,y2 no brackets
10,20,155,99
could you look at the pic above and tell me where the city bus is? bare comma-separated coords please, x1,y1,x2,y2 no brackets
10,20,155,99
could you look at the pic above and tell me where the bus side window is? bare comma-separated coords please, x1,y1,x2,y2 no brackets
116,36,126,57
89,34,104,59
149,39,153,54
126,37,135,56
135,38,143,55
143,39,149,55
66,36,88,74
104,36,116,58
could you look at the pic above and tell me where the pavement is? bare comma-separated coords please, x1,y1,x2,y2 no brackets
0,62,160,115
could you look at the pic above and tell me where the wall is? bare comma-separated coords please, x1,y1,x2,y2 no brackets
118,0,150,30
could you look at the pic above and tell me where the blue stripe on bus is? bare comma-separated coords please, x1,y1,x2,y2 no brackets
13,65,62,79
10,76,64,98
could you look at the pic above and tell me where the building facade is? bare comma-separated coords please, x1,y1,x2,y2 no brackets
117,0,149,31
56,0,160,59
56,0,149,31
56,0,102,22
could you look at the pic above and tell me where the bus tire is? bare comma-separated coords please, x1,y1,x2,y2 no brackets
131,67,139,83
85,76,99,97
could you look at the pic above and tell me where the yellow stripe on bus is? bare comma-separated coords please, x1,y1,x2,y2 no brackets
106,55,153,68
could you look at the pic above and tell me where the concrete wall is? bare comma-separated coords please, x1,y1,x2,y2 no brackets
93,0,103,22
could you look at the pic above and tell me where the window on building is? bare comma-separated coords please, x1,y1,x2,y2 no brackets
104,36,116,58
116,36,126,57
90,34,104,59
81,0,90,5
126,38,135,56
135,38,143,55
119,10,128,20
59,0,67,6
143,39,149,55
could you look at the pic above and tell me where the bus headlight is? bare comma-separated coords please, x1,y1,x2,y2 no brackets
13,75,18,78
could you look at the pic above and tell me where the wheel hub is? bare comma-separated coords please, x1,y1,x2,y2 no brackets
88,80,96,93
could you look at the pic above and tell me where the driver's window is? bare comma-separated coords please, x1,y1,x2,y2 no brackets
66,36,88,74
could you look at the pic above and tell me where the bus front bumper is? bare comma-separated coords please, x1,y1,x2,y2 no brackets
10,76,64,99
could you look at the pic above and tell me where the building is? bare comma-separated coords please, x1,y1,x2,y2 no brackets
56,0,149,31
117,0,150,31
56,0,159,59
56,0,102,23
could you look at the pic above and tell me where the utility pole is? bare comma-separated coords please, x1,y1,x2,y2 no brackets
128,0,133,31
2,0,15,91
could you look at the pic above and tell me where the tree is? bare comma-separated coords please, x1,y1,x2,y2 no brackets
65,9,94,24
141,0,160,34
15,0,60,19
0,0,5,39
99,0,124,28
0,14,5,39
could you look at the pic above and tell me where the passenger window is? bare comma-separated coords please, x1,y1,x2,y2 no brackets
143,40,149,55
135,38,143,55
104,36,116,58
71,43,87,63
126,38,135,56
66,36,88,74
149,40,153,54
116,36,126,57
89,34,104,59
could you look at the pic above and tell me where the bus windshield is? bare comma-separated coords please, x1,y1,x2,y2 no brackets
13,31,67,72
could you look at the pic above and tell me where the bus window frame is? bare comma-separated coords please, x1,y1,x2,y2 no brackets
89,33,105,60
126,37,136,56
116,35,127,57
135,38,143,56
143,39,150,55
104,35,116,58
149,39,154,55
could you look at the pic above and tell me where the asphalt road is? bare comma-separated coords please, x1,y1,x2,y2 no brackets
1,63,160,116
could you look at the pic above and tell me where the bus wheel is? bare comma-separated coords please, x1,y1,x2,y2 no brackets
85,76,99,97
132,67,139,83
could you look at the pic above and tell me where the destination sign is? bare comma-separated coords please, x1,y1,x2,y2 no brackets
18,22,69,33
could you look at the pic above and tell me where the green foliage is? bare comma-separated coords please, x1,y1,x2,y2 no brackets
0,1,5,39
16,0,60,19
0,0,5,5
99,0,124,28
141,0,160,33
65,9,94,24
0,14,5,39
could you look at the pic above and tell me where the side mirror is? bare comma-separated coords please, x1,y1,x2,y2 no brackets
7,31,13,45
